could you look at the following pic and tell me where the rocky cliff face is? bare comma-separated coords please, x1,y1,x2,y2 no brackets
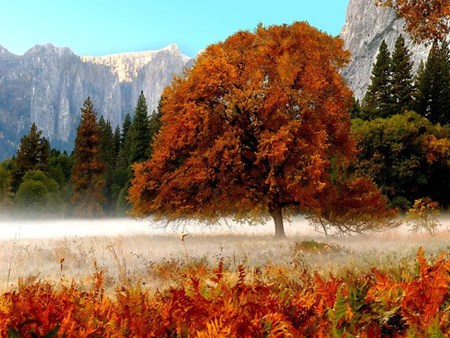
340,0,430,100
0,43,191,159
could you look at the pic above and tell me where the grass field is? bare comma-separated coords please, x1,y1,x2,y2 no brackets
1,219,449,291
0,218,448,336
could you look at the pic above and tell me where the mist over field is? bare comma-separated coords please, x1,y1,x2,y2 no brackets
0,216,318,240
0,215,448,292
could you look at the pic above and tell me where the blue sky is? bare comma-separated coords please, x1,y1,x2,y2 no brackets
0,0,349,57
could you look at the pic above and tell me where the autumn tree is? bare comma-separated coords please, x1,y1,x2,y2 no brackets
71,97,105,217
376,0,450,43
308,176,397,236
129,23,391,237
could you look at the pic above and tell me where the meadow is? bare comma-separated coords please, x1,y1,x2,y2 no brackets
0,217,448,336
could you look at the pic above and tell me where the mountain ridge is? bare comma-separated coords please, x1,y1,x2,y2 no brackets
0,43,192,160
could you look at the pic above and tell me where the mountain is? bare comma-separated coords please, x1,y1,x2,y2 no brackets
340,0,431,100
0,43,192,160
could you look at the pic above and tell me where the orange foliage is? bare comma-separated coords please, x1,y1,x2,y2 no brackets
130,22,356,232
376,0,450,43
309,177,398,235
0,248,448,337
71,97,106,217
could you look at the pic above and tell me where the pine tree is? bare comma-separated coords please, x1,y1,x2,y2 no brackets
114,114,134,215
12,122,50,191
413,60,426,105
391,35,415,114
148,98,164,156
113,125,121,162
416,41,450,125
120,113,132,146
129,91,151,163
71,97,105,217
362,40,394,119
116,113,132,169
349,97,362,119
99,116,115,214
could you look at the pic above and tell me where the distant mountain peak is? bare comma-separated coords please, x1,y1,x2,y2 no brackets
81,44,191,83
162,43,180,53
24,43,74,57
0,41,192,160
0,45,15,58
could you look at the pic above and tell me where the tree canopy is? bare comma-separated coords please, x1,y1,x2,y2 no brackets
15,170,59,214
129,22,391,237
376,0,450,43
352,111,450,210
12,122,50,191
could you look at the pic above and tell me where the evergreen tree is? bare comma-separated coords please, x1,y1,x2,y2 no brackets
49,150,73,186
0,165,14,211
116,113,132,169
362,40,394,119
121,113,132,146
349,97,362,119
114,113,134,215
114,94,158,216
99,116,116,214
391,35,415,113
413,60,425,104
129,91,151,163
12,122,50,191
71,97,105,217
148,98,164,156
416,41,450,125
113,125,121,161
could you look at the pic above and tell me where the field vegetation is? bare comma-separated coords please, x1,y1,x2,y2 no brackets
0,223,448,336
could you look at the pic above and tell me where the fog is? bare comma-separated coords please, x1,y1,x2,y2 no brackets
0,215,448,292
0,216,324,241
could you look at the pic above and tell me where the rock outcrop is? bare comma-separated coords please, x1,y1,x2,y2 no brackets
340,0,430,100
0,43,191,159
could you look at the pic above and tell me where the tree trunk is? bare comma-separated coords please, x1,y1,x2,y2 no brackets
270,207,286,238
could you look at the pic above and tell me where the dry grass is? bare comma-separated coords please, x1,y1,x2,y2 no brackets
0,218,448,293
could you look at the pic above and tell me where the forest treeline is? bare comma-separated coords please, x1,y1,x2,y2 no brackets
352,36,450,210
0,91,161,218
2,34,450,218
